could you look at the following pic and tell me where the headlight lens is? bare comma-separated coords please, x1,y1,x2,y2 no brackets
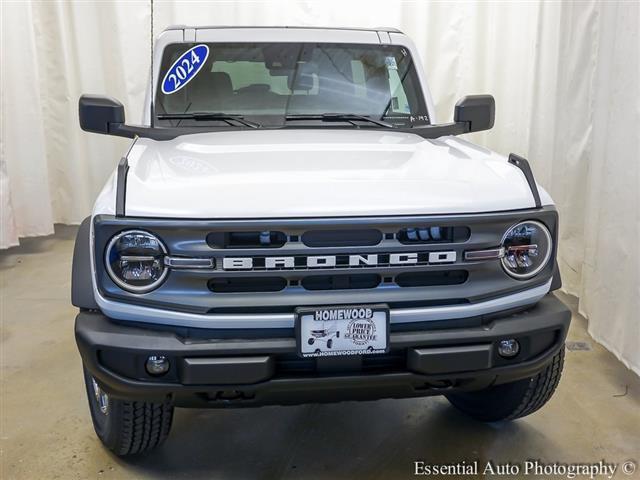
501,221,552,279
105,230,168,293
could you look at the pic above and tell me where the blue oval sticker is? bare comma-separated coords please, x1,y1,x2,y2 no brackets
161,44,210,95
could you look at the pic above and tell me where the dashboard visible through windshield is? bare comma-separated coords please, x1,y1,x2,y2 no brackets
155,42,429,128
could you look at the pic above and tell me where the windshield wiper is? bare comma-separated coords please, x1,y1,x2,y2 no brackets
285,113,393,128
157,113,261,129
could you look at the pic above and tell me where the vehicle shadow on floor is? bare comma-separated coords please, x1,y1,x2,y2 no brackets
117,396,557,480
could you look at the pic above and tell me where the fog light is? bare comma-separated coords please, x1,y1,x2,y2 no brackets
146,355,170,375
497,339,520,358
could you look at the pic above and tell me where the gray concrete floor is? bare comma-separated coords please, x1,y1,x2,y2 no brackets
1,226,639,480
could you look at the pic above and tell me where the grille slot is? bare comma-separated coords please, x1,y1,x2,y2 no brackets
395,270,468,287
208,277,287,293
301,229,382,247
301,274,381,291
207,231,286,249
397,226,470,244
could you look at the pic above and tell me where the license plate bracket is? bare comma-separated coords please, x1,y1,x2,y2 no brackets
295,304,390,358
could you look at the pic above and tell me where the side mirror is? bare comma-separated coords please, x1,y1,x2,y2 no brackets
78,94,184,141
79,95,126,135
454,95,495,133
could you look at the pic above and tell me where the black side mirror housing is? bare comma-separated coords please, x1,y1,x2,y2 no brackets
79,95,126,135
454,95,495,132
78,94,185,140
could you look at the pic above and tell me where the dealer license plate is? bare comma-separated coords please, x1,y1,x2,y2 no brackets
296,305,389,358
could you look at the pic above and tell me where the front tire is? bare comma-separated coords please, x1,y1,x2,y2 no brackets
83,367,174,456
446,347,565,422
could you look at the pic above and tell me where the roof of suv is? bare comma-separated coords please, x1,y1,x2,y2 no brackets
164,25,403,34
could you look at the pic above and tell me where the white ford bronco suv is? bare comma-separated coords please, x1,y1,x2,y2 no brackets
73,26,571,455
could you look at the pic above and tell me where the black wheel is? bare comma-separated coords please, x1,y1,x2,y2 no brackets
446,347,565,422
83,367,174,456
308,338,315,345
327,339,333,349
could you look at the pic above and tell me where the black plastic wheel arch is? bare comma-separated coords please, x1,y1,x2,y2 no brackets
72,216,99,310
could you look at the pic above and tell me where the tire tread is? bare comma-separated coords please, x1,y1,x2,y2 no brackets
115,399,173,455
446,346,565,422
505,347,565,420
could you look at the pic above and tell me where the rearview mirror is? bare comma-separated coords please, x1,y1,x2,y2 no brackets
454,95,495,133
79,95,126,135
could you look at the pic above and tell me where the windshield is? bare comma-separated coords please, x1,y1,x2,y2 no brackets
155,42,429,128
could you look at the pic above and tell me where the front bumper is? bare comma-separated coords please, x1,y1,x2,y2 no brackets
76,294,571,408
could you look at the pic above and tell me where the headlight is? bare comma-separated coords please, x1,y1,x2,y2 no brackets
105,230,168,293
501,221,552,279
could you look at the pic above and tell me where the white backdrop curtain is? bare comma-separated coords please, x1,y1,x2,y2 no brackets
1,0,638,373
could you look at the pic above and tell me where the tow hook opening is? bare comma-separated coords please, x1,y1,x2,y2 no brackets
203,390,256,402
415,380,456,391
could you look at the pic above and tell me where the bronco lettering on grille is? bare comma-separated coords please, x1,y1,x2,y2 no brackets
222,252,456,270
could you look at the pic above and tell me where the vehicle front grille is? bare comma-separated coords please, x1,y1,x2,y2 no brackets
94,209,558,314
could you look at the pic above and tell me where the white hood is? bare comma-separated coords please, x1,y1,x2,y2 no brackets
113,129,552,218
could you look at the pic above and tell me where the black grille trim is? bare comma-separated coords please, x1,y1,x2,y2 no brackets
206,231,287,249
208,277,287,293
397,226,470,244
395,270,468,287
301,274,381,291
302,229,382,247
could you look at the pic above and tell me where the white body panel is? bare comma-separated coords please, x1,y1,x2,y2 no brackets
94,129,552,218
